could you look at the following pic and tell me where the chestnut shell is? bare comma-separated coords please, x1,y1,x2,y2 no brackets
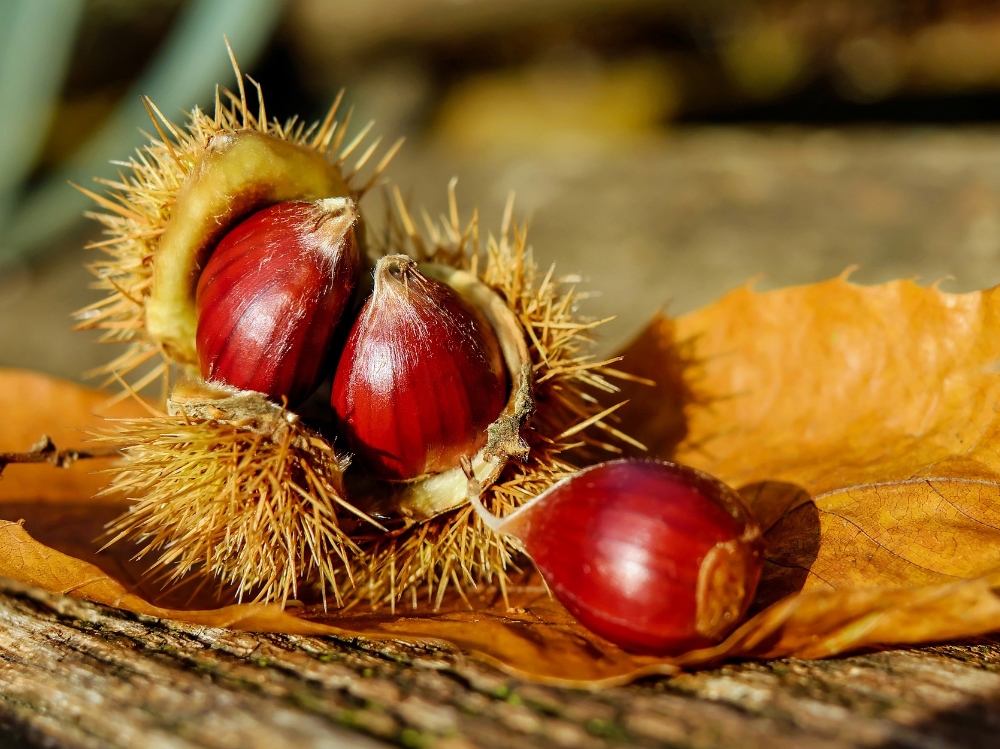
497,459,763,655
332,255,508,481
196,199,359,405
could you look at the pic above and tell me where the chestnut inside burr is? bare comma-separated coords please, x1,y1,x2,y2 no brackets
332,255,509,482
195,199,360,406
147,130,352,366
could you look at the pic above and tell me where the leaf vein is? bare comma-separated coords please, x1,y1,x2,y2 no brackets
813,476,1000,502
815,507,965,581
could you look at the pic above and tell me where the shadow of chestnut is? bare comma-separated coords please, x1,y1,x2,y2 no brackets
737,480,820,615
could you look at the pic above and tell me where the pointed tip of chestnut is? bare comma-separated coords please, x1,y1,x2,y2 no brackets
331,255,508,481
195,199,361,406
370,254,440,306
474,459,763,655
312,196,358,239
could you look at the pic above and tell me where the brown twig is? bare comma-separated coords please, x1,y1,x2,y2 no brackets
0,436,122,476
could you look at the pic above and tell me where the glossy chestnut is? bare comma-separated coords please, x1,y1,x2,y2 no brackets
469,458,764,655
195,198,360,405
332,255,508,481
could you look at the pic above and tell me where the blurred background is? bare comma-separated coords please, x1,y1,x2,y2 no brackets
4,0,1000,381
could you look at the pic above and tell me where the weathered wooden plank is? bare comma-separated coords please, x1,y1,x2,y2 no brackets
0,576,998,748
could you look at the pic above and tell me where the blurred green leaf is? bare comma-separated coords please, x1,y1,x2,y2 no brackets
0,0,285,269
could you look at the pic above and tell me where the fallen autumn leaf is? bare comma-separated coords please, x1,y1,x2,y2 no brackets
7,274,1000,686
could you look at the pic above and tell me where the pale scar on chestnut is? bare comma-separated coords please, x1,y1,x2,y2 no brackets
695,531,763,640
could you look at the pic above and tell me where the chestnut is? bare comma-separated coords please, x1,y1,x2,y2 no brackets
332,255,508,480
196,198,360,405
146,129,355,367
468,458,764,655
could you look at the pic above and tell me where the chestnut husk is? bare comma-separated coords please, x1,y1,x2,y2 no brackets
148,130,353,367
82,59,642,609
75,65,401,392
103,378,376,606
77,57,400,603
336,188,646,609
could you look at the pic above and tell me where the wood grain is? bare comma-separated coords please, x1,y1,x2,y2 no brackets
0,576,998,747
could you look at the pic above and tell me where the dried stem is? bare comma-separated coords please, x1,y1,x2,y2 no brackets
0,436,121,476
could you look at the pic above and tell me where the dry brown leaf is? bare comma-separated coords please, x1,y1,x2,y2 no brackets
7,499,1000,687
9,273,1000,689
617,278,1000,604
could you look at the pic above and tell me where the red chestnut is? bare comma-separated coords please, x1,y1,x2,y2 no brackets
332,255,508,481
468,459,763,655
196,198,360,405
